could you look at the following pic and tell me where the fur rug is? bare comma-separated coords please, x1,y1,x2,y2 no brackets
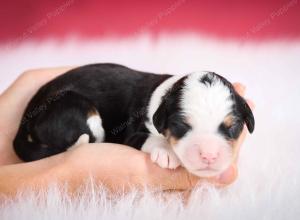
1,34,300,220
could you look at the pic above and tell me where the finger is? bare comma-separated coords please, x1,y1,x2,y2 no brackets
144,157,202,191
233,83,246,96
233,84,255,110
146,162,234,191
231,98,254,162
232,84,255,110
230,125,247,164
246,99,255,110
216,164,238,185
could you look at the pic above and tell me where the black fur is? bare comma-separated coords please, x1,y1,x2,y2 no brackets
199,72,214,85
207,73,255,140
14,64,171,161
153,76,191,138
124,132,149,149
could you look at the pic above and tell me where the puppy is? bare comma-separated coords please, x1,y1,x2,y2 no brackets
13,63,254,177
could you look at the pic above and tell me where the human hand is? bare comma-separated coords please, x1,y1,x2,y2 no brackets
0,67,75,165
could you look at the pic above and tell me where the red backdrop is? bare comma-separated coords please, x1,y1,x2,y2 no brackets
1,0,300,43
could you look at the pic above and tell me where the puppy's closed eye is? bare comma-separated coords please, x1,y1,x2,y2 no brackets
219,118,244,140
167,117,191,139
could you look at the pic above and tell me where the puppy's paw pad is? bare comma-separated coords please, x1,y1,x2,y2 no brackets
150,148,180,169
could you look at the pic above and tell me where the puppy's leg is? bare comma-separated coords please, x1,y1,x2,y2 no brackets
142,135,181,169
86,112,105,143
124,132,149,150
14,91,105,161
68,134,90,151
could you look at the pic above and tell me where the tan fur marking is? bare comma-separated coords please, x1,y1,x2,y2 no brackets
87,108,98,117
165,129,179,147
224,114,234,128
27,135,33,143
169,136,179,147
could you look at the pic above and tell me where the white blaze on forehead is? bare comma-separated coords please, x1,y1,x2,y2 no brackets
181,72,233,132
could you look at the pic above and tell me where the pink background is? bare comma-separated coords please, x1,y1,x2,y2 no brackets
1,0,300,43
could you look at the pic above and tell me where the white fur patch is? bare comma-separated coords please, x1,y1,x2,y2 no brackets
181,72,233,133
27,134,33,143
87,115,105,143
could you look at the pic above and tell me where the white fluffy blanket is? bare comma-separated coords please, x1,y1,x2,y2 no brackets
1,35,300,220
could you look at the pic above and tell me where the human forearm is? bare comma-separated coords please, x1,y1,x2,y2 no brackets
0,153,68,197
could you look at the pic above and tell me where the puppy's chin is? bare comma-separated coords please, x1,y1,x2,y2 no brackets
170,134,235,178
188,167,225,178
182,160,232,178
173,150,233,178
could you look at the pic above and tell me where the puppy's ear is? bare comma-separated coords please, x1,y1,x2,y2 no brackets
235,94,255,133
153,100,168,134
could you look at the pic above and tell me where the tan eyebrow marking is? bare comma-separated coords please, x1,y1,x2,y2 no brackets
223,114,234,128
165,129,179,147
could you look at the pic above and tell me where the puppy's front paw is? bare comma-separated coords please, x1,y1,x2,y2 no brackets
150,147,181,169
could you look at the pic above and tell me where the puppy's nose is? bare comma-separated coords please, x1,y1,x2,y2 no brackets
200,151,219,164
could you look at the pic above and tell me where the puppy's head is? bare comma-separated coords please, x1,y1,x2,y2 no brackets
153,72,254,177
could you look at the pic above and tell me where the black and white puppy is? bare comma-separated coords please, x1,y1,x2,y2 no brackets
13,63,254,177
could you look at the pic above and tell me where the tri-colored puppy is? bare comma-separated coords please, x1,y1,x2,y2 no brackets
13,63,254,177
